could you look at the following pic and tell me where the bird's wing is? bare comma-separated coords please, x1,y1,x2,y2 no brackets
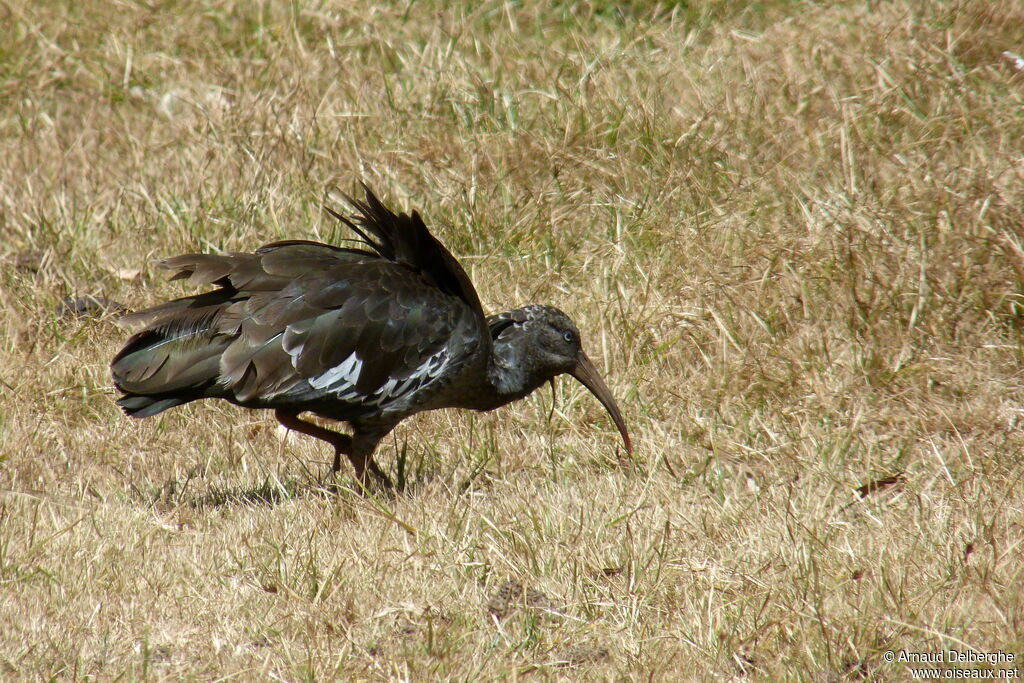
113,186,485,414
218,255,477,405
113,242,372,400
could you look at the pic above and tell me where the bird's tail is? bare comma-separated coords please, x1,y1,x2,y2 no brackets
115,394,191,418
111,295,234,417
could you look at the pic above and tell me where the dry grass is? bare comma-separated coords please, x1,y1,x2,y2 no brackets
3,0,1024,679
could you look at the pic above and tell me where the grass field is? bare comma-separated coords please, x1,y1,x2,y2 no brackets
3,0,1024,679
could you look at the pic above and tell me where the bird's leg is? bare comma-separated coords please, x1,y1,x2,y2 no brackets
349,432,394,492
274,410,392,491
274,409,352,476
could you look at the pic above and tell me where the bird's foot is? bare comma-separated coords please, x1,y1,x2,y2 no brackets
356,463,394,496
315,458,394,496
314,468,343,496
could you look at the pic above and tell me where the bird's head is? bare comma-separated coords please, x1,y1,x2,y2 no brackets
488,305,632,454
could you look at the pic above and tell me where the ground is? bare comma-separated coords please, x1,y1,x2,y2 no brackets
2,0,1024,679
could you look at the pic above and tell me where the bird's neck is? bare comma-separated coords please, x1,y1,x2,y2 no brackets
479,338,545,409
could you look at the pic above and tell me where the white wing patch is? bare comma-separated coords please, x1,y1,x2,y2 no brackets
366,349,451,406
301,348,451,406
309,352,363,391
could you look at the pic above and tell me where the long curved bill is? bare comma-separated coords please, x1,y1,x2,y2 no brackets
569,351,632,454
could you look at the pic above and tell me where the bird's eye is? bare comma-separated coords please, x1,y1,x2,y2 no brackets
562,330,575,344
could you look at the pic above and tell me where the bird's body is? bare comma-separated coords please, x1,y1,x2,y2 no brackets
112,186,630,487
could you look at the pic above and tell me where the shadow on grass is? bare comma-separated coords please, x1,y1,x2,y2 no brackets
136,458,441,510
139,474,336,510
124,439,491,510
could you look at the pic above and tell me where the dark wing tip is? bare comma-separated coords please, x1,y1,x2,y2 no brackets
115,394,186,418
324,194,387,255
